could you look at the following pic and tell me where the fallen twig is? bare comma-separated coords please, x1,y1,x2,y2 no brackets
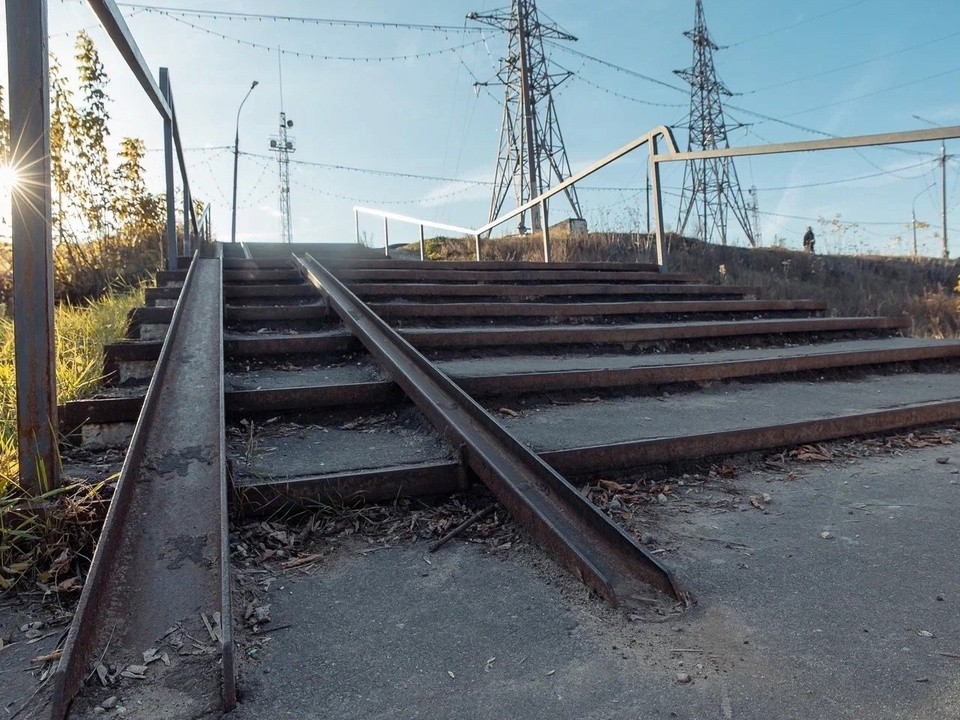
30,650,62,665
429,504,497,553
280,552,324,570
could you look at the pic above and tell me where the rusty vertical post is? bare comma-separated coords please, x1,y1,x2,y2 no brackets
159,68,176,272
475,234,481,262
7,0,59,493
383,216,390,257
540,198,551,262
649,133,667,271
182,186,190,257
419,224,425,261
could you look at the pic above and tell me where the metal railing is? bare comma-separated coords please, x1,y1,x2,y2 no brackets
355,123,960,269
6,0,208,493
356,126,673,264
89,0,206,266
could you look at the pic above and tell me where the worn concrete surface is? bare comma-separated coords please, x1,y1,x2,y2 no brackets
437,338,960,378
502,372,960,451
230,408,452,481
224,360,384,392
229,440,960,720
0,603,60,719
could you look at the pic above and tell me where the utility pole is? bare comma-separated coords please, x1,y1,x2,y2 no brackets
675,0,755,246
469,0,583,234
748,186,762,246
940,141,948,259
913,115,949,259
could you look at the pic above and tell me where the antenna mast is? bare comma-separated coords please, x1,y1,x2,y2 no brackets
269,48,295,244
675,0,755,246
469,0,582,234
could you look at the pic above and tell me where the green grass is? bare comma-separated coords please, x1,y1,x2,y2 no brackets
0,286,142,492
0,288,143,591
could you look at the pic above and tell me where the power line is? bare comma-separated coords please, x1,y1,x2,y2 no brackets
150,12,484,62
543,41,938,160
781,65,960,118
292,175,482,207
118,3,483,33
744,29,960,94
754,159,936,191
726,1,869,48
239,150,493,185
553,62,685,108
544,40,688,94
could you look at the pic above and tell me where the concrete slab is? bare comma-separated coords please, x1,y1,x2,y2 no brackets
228,438,960,720
230,409,453,481
437,338,960,378
501,372,960,451
224,361,384,392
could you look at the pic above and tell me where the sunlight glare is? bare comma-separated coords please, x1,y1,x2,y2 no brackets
0,165,17,193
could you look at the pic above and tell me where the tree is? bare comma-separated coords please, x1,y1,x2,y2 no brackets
0,84,9,157
73,31,113,246
111,138,163,271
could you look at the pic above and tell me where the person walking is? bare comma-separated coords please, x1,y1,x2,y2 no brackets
802,226,815,253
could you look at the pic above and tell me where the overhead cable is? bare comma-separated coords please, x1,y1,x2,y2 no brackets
149,12,484,62
239,151,493,185
118,3,483,33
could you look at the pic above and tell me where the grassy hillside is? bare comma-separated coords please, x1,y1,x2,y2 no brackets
418,232,960,338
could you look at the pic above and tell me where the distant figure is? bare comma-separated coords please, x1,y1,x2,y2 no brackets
803,226,816,253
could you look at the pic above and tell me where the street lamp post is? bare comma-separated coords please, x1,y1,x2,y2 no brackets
231,80,258,244
912,114,949,259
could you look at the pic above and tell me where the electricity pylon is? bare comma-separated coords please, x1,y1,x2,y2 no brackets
675,0,755,246
469,0,583,234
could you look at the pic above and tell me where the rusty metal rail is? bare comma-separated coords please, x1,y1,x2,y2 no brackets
51,256,234,718
236,397,960,510
295,252,683,605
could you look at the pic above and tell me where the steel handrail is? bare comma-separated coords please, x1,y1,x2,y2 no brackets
353,125,676,264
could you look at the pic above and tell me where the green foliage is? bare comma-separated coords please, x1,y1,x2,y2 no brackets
33,34,170,300
0,286,143,497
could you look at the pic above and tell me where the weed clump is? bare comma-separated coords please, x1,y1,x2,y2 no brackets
0,287,142,590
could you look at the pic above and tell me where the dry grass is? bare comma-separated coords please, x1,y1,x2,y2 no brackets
418,232,960,337
0,286,142,590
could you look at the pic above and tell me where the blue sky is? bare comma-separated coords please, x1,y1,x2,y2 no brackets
2,0,960,256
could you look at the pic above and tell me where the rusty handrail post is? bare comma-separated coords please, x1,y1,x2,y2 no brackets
649,132,668,271
383,216,390,257
159,68,177,271
541,198,551,262
7,0,59,494
419,224,426,260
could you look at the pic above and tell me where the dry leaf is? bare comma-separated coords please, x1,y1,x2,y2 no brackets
598,479,628,492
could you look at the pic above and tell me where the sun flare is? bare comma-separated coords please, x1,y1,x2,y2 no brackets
0,165,18,193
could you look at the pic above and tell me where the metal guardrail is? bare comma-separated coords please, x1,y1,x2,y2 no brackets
355,126,672,264
5,0,209,493
355,123,960,269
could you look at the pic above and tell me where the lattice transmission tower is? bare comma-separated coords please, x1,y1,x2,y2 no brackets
268,112,295,244
468,0,582,234
675,0,755,246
